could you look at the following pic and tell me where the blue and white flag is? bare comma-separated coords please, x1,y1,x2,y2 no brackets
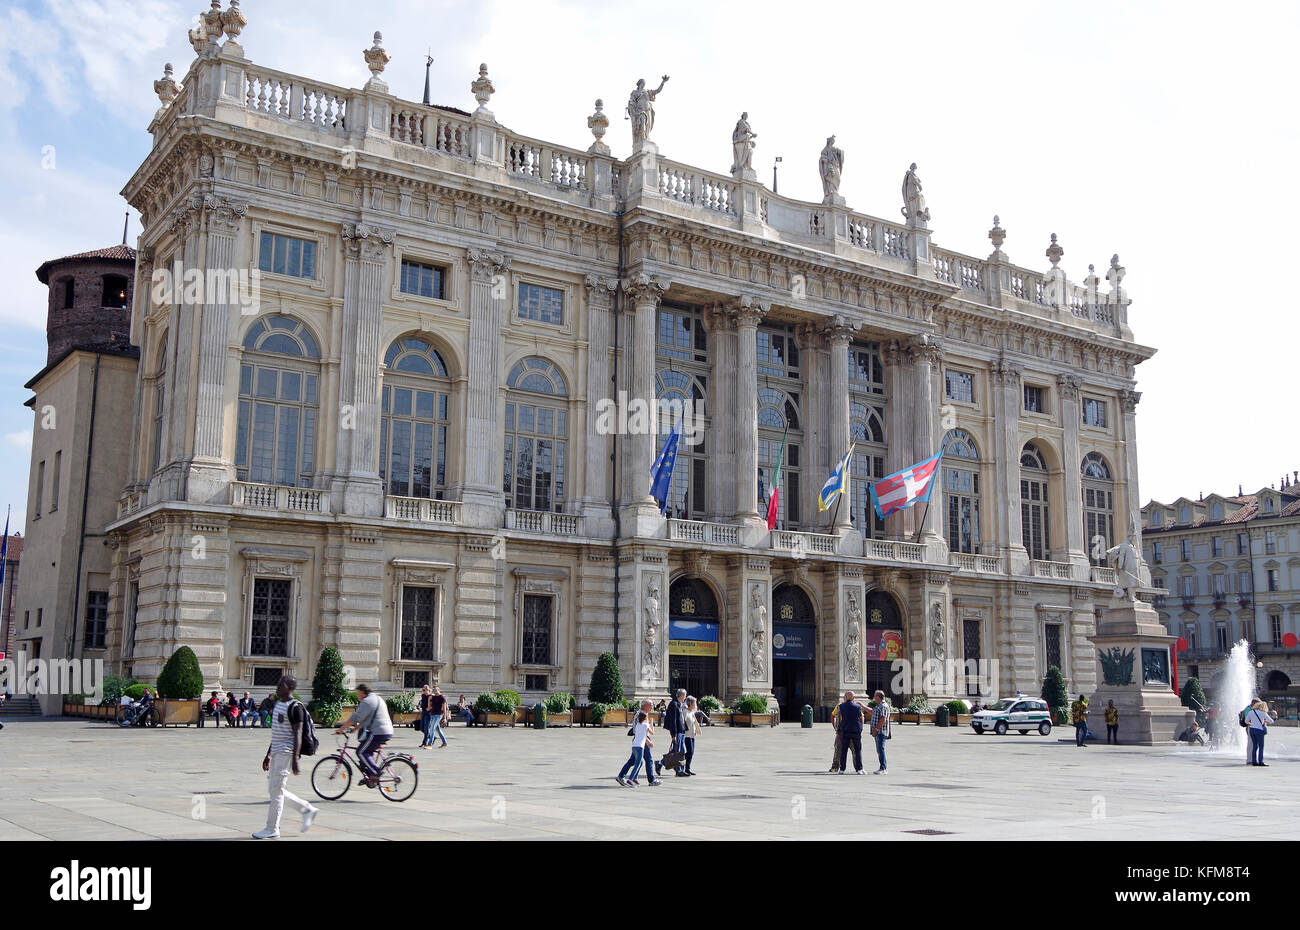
649,418,683,515
818,445,853,512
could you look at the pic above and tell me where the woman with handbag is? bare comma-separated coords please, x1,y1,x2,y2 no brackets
684,696,708,776
418,685,435,749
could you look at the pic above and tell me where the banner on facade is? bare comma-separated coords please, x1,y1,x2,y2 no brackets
669,620,718,657
772,624,815,661
863,629,905,662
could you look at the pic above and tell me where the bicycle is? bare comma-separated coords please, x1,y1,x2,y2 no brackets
310,735,418,802
115,702,160,728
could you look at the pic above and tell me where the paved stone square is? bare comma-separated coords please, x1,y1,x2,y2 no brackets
0,718,1295,841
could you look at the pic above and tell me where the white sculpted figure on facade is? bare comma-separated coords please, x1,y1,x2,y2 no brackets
730,112,757,177
643,580,661,678
818,136,844,203
749,583,767,679
1106,523,1142,604
902,162,930,223
845,590,862,681
930,602,946,660
627,75,670,146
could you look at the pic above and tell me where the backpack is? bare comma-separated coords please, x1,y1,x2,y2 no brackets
289,700,320,756
1238,707,1251,728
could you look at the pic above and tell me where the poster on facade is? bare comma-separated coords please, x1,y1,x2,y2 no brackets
863,629,904,662
772,625,815,661
669,620,718,656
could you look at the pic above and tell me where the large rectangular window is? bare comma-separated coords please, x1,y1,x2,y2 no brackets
400,260,446,299
250,578,291,657
1045,623,1062,672
1081,397,1108,427
517,283,564,325
258,231,316,279
83,590,108,650
944,466,980,554
235,364,318,487
522,595,553,665
1023,384,1045,413
400,586,437,661
944,370,974,403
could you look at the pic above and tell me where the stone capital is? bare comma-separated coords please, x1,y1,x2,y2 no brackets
992,358,1023,386
583,274,618,307
202,194,248,234
1057,373,1082,401
702,303,737,333
820,313,860,347
169,195,203,235
1118,388,1141,413
342,222,396,262
466,247,510,282
621,272,671,306
906,333,943,366
726,294,770,330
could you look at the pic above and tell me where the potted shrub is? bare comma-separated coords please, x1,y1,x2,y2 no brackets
156,645,204,725
544,692,575,726
899,695,932,724
587,652,627,726
474,691,517,726
944,699,970,726
309,646,352,725
730,693,774,727
700,695,730,726
385,690,421,727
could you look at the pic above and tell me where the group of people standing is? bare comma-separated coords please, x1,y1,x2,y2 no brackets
829,690,891,774
616,689,708,786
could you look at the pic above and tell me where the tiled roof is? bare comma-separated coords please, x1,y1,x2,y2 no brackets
35,244,137,283
3,535,22,559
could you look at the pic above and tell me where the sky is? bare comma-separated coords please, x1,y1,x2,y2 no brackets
0,0,1296,535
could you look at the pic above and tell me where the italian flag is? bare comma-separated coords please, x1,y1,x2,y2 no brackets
766,425,789,531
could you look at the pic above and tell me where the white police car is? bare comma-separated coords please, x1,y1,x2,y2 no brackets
970,697,1053,736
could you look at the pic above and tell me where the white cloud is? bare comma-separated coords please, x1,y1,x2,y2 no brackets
5,430,31,451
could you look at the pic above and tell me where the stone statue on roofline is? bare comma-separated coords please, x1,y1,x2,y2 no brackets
731,112,757,179
627,75,670,147
902,162,930,225
819,135,844,205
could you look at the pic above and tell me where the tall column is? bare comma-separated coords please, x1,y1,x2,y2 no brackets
703,305,737,522
333,222,393,517
619,273,670,537
1117,388,1145,577
909,334,946,552
1057,374,1087,573
459,247,510,528
728,296,769,540
581,275,618,537
993,360,1027,572
821,315,859,537
188,197,247,503
882,340,909,540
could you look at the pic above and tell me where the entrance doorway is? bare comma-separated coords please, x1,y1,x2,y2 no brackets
772,584,816,721
668,577,720,700
863,591,905,703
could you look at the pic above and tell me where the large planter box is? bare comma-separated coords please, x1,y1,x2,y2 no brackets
573,705,590,726
513,706,531,725
158,699,199,726
709,712,732,727
599,708,629,727
731,713,774,728
897,713,919,725
393,712,421,728
479,712,514,727
546,711,573,727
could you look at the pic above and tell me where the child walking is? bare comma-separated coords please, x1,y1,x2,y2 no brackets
616,712,653,786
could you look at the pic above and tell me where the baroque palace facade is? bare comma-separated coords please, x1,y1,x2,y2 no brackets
103,9,1154,715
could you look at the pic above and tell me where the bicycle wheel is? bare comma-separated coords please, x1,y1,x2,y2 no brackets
145,706,161,728
377,756,418,802
115,706,129,726
311,755,353,801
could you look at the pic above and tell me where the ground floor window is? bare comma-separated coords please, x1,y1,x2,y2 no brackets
1045,623,1062,672
253,666,284,688
403,670,431,689
83,590,108,650
401,586,437,661
250,578,291,656
522,595,553,665
525,674,548,691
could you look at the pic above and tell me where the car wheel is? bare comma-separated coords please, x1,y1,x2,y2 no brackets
972,725,984,734
1039,721,1052,736
994,720,1008,736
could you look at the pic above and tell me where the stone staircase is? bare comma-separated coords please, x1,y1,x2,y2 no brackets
0,695,43,717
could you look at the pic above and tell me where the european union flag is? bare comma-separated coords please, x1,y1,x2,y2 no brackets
649,417,683,515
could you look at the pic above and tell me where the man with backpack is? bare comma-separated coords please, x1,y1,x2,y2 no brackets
253,675,319,839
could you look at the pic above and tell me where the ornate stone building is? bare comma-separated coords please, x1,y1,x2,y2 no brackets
1142,476,1300,712
102,8,1155,715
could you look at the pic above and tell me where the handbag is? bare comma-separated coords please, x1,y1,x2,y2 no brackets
661,749,686,769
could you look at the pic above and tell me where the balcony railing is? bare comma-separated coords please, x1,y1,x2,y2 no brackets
1091,566,1117,586
771,530,838,555
117,488,147,519
866,539,926,563
1030,560,1074,580
667,519,741,546
950,552,1004,574
231,482,329,513
506,509,583,537
385,495,461,525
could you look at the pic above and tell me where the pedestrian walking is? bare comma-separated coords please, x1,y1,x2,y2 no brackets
636,700,663,785
658,689,690,778
683,696,708,775
1246,699,1276,766
252,675,318,839
428,686,449,747
869,690,891,774
418,685,435,748
1071,694,1089,747
336,683,394,788
835,690,866,774
1105,700,1119,745
828,703,843,773
617,711,653,786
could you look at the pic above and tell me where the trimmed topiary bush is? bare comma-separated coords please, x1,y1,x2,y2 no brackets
157,645,204,699
588,652,624,705
1041,665,1069,712
732,693,770,715
100,674,138,707
312,646,350,706
124,683,149,701
945,699,968,717
588,701,610,725
544,692,574,714
312,700,344,728
496,688,522,709
698,695,722,714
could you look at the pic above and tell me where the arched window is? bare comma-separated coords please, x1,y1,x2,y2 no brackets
1020,442,1050,560
381,336,451,499
1082,453,1114,563
943,429,981,554
656,302,710,519
101,274,128,309
850,402,886,539
505,358,568,512
236,315,321,487
150,332,168,474
757,387,802,528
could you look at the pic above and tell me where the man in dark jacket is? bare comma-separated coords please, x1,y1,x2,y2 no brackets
835,690,867,774
657,689,691,777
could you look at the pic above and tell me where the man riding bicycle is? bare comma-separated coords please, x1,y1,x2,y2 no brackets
335,683,394,788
